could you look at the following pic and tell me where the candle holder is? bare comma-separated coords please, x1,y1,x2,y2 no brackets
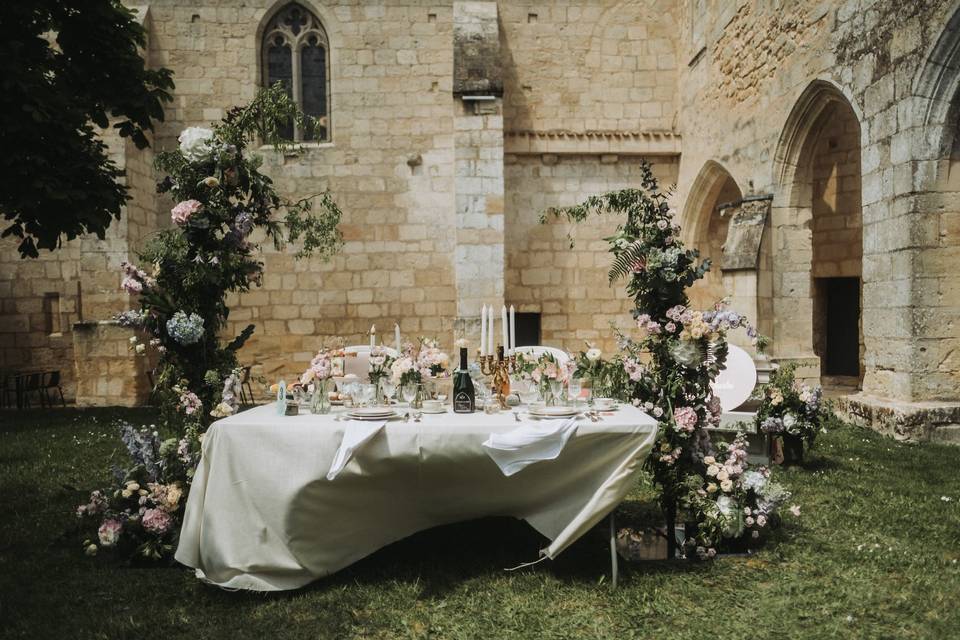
479,346,518,408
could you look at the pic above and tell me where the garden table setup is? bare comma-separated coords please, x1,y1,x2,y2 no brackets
175,400,658,591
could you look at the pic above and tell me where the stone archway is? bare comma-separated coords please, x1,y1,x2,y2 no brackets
772,80,864,389
683,161,743,313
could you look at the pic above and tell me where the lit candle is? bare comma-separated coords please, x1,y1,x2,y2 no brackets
394,323,401,354
480,305,487,357
509,305,516,355
487,305,494,356
369,324,376,348
501,305,508,353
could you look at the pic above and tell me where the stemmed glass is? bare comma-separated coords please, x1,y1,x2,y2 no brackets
359,383,376,408
514,378,539,407
401,382,420,406
380,378,396,407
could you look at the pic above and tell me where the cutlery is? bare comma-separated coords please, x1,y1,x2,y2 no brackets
512,411,521,422
413,412,422,422
403,412,410,422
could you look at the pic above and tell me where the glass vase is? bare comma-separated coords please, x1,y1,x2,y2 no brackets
310,379,332,414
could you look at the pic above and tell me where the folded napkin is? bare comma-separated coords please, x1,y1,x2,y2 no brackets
482,417,579,477
327,421,387,481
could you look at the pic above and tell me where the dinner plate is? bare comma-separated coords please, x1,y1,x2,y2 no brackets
528,406,579,418
419,407,447,414
346,411,400,421
348,407,395,417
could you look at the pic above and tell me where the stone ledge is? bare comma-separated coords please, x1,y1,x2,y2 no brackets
835,393,960,444
504,130,681,156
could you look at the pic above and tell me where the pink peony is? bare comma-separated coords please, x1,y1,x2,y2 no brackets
121,276,143,294
142,508,173,535
171,199,202,226
98,518,123,547
673,406,698,433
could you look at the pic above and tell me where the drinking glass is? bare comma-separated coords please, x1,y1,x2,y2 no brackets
402,382,418,405
380,378,396,406
549,379,563,406
359,383,376,407
568,378,583,407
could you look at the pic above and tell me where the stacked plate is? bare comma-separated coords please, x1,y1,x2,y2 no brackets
527,406,580,419
346,406,399,421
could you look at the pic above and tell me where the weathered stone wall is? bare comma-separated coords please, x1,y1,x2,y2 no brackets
500,0,678,134
674,0,960,407
505,155,679,354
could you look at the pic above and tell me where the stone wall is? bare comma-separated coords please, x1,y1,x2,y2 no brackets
72,321,155,407
505,155,679,354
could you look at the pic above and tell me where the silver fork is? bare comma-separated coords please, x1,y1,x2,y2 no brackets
512,411,522,422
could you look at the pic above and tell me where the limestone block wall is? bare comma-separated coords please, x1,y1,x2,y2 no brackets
72,321,155,407
505,155,679,354
673,0,960,403
499,0,679,133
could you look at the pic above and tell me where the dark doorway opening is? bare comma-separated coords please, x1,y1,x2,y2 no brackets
514,312,541,347
819,277,860,377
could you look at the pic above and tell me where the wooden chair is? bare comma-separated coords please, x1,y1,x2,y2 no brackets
513,345,572,368
239,366,255,407
1,371,16,409
342,345,399,379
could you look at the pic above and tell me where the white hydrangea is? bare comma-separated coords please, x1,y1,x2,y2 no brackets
178,126,215,161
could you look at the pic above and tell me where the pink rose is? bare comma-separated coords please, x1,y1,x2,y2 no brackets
673,406,698,433
171,199,202,226
142,508,173,535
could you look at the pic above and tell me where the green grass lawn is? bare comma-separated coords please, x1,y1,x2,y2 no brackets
1,407,958,640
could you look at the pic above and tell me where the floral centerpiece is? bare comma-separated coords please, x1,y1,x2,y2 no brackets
515,351,575,403
367,345,395,385
756,363,829,464
301,346,344,413
544,161,794,559
77,84,343,560
390,338,450,387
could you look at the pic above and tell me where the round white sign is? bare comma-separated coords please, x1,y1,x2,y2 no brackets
710,344,757,412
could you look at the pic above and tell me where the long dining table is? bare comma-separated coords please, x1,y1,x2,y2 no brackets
175,402,658,591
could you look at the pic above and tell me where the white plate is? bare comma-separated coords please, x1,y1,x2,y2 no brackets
529,406,579,418
348,407,396,417
346,411,399,421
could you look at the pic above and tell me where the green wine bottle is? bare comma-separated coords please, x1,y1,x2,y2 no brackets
453,347,475,413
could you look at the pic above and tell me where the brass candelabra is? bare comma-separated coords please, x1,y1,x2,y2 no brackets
479,346,518,408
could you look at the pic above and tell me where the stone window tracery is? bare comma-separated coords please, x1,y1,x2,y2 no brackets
261,3,330,142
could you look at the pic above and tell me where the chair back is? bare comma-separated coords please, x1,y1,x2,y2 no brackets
342,345,399,378
514,346,571,368
24,372,42,391
710,343,758,412
43,371,60,387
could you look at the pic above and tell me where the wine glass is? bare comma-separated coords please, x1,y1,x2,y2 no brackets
380,378,396,406
402,382,419,406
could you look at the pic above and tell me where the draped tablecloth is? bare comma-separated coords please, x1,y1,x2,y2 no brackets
175,404,658,591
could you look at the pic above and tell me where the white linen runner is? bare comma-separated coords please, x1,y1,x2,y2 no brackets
482,417,578,476
326,420,387,480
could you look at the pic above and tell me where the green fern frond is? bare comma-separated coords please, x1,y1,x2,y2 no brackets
608,240,647,283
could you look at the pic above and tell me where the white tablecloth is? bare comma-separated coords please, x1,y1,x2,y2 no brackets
175,404,658,591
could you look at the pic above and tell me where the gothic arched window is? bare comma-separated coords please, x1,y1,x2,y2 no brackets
261,3,330,142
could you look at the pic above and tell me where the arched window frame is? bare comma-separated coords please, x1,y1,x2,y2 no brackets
260,2,331,142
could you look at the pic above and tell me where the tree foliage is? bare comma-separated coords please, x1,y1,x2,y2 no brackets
0,0,174,257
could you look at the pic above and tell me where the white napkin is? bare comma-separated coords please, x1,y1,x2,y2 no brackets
482,417,579,477
327,421,387,480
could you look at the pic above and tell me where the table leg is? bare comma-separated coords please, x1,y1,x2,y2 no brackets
609,512,618,589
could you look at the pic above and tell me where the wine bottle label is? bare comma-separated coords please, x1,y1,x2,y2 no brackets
453,391,473,413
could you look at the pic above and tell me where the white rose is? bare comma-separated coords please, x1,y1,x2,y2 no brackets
586,348,602,362
720,479,733,492
135,344,146,355
178,126,215,161
201,176,220,188
706,465,719,477
706,483,718,494
85,543,98,556
716,469,729,482
703,456,716,465
129,336,137,344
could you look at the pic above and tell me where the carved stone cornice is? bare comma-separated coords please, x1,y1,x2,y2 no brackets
503,129,681,157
